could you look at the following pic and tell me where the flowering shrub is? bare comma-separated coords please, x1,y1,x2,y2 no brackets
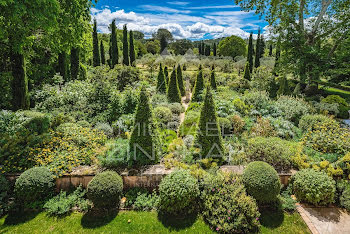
250,117,276,137
299,114,335,132
321,95,349,119
275,96,313,124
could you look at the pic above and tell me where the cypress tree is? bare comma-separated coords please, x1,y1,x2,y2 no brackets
92,19,100,67
198,43,201,55
10,52,29,110
177,65,185,96
70,47,79,80
213,43,217,56
201,42,205,55
192,65,204,102
156,63,166,93
195,86,224,161
247,32,254,73
277,76,290,96
164,66,169,85
123,24,129,66
259,35,265,58
254,29,261,68
129,86,159,166
210,69,217,89
58,52,69,81
167,67,181,103
100,41,105,65
205,44,210,56
269,44,273,56
160,34,167,54
274,38,281,75
243,62,251,80
110,19,119,68
129,30,136,66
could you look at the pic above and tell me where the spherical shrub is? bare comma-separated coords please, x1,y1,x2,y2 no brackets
87,171,123,208
158,170,199,216
14,167,55,203
292,169,336,206
242,161,281,203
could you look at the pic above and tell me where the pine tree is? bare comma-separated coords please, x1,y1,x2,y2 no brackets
213,43,217,56
192,65,205,102
70,47,79,80
160,34,167,54
156,63,166,93
129,30,136,66
177,65,185,96
247,32,254,73
92,19,100,67
243,62,251,80
122,24,129,66
129,86,159,166
10,52,29,110
100,41,105,65
164,66,169,85
269,44,273,56
110,19,119,68
205,44,211,56
167,67,181,103
210,69,217,89
277,76,290,96
195,86,224,161
254,29,261,68
58,52,69,81
259,35,265,58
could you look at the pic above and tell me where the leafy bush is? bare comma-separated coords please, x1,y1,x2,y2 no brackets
14,167,55,204
99,138,129,169
228,114,245,134
95,122,113,138
158,170,200,216
336,180,350,211
292,169,335,206
245,137,298,171
201,172,260,233
0,175,9,217
154,106,173,128
87,171,123,209
275,96,313,124
19,111,50,134
133,191,159,211
178,111,199,137
299,114,335,132
250,117,276,137
242,161,281,203
267,117,299,139
113,114,134,136
321,95,349,119
124,187,148,208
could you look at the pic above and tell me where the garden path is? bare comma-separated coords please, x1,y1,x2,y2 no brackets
179,92,192,127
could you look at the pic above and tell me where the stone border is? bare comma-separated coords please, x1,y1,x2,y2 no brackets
296,203,319,234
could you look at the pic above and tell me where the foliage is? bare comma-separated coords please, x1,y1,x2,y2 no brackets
122,24,129,66
99,138,129,169
133,191,160,211
110,19,119,68
292,169,336,206
298,114,335,132
250,117,276,137
170,39,193,55
95,122,113,138
277,76,290,96
0,175,9,217
156,64,166,93
92,19,100,67
336,180,350,212
154,106,173,128
243,62,251,80
242,161,281,203
209,69,217,90
192,66,204,102
167,68,181,103
217,35,246,58
247,32,254,73
321,95,349,119
87,171,123,208
275,96,313,124
177,65,185,96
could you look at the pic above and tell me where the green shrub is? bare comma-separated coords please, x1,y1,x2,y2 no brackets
337,180,350,212
192,66,204,102
158,170,199,216
133,191,159,211
87,171,123,209
95,122,113,138
154,106,173,127
321,95,349,118
292,169,335,206
19,111,50,134
299,114,335,132
275,96,312,124
167,68,181,103
242,161,281,204
201,172,260,233
100,138,129,169
246,137,298,171
0,175,9,217
124,187,148,208
14,167,55,204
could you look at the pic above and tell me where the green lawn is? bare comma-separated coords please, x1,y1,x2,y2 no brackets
0,210,310,234
321,87,350,101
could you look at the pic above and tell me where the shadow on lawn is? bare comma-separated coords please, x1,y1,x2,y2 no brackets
259,208,284,228
81,208,119,229
157,211,198,231
4,210,40,226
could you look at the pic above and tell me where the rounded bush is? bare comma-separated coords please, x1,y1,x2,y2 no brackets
87,171,123,208
154,106,173,126
158,170,199,216
14,167,55,203
242,161,281,203
292,169,335,206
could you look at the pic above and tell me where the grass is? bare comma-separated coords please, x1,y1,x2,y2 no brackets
0,210,310,234
321,86,350,101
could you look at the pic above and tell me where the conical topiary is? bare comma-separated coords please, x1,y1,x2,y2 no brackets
156,63,167,93
129,86,159,166
192,65,204,102
167,67,182,103
209,69,217,89
195,86,224,162
164,66,169,85
177,65,185,96
243,62,251,81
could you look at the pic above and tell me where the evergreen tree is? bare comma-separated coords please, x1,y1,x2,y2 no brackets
11,52,29,110
198,43,201,55
156,63,166,93
129,30,136,66
192,65,204,102
129,86,159,166
259,35,266,58
201,42,205,55
167,67,181,103
58,52,69,81
160,34,167,54
269,44,273,56
70,47,79,80
274,38,281,75
164,66,169,85
210,69,217,89
213,43,217,56
110,19,119,68
100,41,105,65
123,24,129,66
247,32,254,73
92,19,100,67
176,65,185,96
205,44,211,56
254,29,261,68
277,76,290,96
243,62,251,80
195,86,224,161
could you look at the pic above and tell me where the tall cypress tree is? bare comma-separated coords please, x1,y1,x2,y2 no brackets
92,19,100,67
70,47,79,80
122,24,129,66
269,44,273,56
192,65,204,102
259,35,266,58
244,62,251,80
213,43,217,56
100,41,105,65
167,67,181,103
210,69,217,89
254,29,261,68
58,52,69,81
195,86,224,161
177,65,185,96
129,30,136,66
110,19,119,68
201,42,205,55
156,63,166,93
274,38,281,75
11,52,29,110
164,66,169,85
205,44,211,56
247,32,254,73
160,34,167,54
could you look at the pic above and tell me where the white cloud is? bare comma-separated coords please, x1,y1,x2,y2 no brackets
187,5,240,10
140,5,191,14
167,1,190,6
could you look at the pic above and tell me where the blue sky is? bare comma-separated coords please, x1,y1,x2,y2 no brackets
91,0,268,40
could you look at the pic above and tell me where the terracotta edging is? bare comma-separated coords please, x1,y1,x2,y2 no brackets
296,203,319,234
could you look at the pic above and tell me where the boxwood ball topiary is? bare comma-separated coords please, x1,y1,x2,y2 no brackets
242,161,281,203
14,167,55,203
158,170,199,216
87,171,123,208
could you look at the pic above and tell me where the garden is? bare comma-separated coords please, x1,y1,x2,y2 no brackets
1,0,350,233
